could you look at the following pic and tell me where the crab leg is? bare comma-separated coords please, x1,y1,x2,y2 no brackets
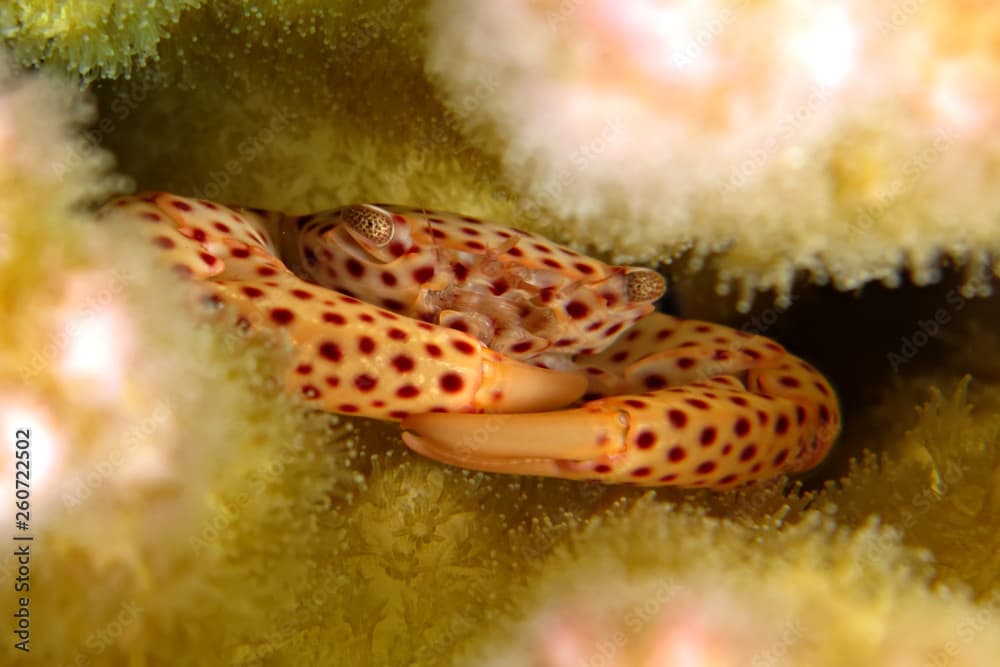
402,348,840,490
99,193,587,419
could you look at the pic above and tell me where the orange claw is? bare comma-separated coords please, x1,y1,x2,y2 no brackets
99,193,587,420
402,350,840,490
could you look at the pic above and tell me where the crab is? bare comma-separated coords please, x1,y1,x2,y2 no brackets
98,192,841,490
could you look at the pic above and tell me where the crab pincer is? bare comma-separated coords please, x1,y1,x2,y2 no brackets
402,344,840,490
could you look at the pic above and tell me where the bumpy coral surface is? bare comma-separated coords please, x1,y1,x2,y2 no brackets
2,2,1000,666
427,0,1000,308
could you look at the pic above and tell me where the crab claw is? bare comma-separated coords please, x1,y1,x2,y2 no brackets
472,349,589,413
402,362,840,489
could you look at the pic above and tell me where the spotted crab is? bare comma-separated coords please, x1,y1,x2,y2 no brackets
98,193,841,489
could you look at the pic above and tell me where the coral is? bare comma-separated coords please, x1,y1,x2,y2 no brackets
0,0,203,79
2,2,1000,666
0,54,357,663
426,0,1000,308
463,502,1000,666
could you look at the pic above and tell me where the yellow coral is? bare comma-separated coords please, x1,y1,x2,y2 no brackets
1,0,203,79
426,0,1000,308
464,502,1000,667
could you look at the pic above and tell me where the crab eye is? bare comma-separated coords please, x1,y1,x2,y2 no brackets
625,269,666,303
341,204,394,248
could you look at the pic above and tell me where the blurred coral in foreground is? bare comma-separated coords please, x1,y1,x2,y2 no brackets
0,54,356,663
427,0,1000,307
467,503,1000,667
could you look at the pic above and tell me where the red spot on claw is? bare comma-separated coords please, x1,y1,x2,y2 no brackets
354,374,377,391
391,355,414,372
359,337,376,354
440,373,464,393
270,308,294,324
565,301,590,319
396,385,419,398
636,431,656,449
319,342,343,362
